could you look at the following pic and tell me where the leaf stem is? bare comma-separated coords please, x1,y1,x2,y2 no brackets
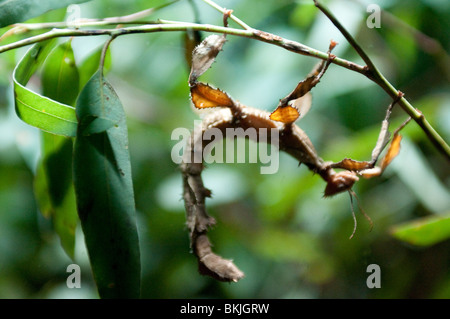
99,35,116,77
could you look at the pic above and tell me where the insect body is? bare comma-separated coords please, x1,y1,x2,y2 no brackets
181,34,408,282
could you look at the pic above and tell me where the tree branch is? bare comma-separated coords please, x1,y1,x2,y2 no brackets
0,21,367,74
313,0,450,161
0,0,179,35
0,0,448,160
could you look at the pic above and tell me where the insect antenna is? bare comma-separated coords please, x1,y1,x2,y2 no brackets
348,191,358,239
348,189,373,239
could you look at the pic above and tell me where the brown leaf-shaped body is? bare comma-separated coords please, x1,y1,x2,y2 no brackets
270,105,300,124
189,34,227,84
381,134,402,170
190,83,234,109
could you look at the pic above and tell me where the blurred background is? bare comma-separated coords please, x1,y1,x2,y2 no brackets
0,0,449,298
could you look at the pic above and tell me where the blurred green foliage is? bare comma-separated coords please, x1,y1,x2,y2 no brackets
0,0,449,298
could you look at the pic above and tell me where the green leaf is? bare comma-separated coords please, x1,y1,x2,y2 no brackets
73,70,141,299
13,41,78,137
390,214,450,247
42,40,80,106
0,0,91,28
34,40,80,259
34,135,78,258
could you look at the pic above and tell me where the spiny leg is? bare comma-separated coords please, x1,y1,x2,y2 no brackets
328,91,407,173
181,124,245,282
273,40,337,115
324,92,409,237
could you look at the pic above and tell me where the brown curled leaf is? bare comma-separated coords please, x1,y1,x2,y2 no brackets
270,92,312,125
276,42,335,110
360,134,403,178
270,105,299,124
330,158,372,171
281,76,317,105
190,82,234,109
381,134,402,170
272,49,333,123
189,34,227,84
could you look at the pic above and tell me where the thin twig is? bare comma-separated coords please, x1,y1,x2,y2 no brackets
0,22,367,74
200,0,252,30
313,0,375,76
0,0,179,39
313,0,450,161
377,77,450,161
0,0,448,160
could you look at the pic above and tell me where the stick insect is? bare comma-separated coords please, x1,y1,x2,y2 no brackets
180,29,410,282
